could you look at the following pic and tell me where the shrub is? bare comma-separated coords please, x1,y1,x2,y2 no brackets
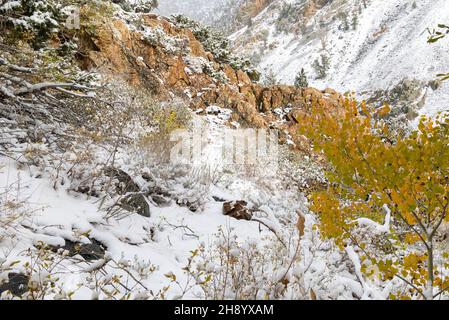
298,97,449,299
171,15,260,81
0,0,61,48
114,0,158,13
174,226,307,300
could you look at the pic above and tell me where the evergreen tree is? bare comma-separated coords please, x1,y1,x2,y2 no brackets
114,0,158,13
263,69,278,86
352,12,358,30
312,54,331,79
339,12,350,31
294,68,308,88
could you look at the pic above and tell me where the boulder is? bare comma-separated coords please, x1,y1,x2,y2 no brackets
52,238,107,261
120,193,151,218
104,167,151,217
0,273,29,297
223,200,253,221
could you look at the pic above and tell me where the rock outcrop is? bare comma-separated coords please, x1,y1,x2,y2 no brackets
76,13,342,148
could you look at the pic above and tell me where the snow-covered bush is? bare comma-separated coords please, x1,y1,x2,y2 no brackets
135,99,192,162
0,170,34,243
191,226,305,299
0,0,120,48
0,0,60,47
142,26,190,56
294,68,309,88
261,69,278,86
169,213,381,300
184,56,229,83
171,14,260,81
275,2,302,35
202,62,229,83
0,243,165,300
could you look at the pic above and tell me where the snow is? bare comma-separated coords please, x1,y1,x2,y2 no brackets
355,204,391,234
0,105,312,299
0,101,373,299
0,155,272,299
0,1,21,11
2,0,447,300
158,0,237,26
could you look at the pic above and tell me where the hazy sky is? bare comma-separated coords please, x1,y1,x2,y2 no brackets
157,0,226,22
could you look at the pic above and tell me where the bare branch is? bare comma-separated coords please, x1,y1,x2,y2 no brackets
15,82,94,96
0,57,33,73
251,218,286,248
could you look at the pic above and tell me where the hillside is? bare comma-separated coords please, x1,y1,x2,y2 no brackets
0,0,448,302
158,0,274,33
0,1,345,300
230,0,449,120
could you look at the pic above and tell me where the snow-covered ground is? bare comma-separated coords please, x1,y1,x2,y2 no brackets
1,100,384,299
0,155,265,299
157,0,235,26
0,107,326,299
2,0,447,300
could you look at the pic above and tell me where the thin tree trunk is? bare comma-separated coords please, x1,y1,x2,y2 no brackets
425,238,434,300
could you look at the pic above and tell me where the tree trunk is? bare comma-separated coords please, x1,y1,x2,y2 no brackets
425,238,434,300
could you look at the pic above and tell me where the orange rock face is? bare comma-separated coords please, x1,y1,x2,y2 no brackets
77,14,341,148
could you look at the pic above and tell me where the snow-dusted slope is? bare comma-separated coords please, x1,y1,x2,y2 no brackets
0,155,273,299
231,0,449,117
1,108,344,299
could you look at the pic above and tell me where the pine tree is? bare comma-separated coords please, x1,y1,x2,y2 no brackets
312,54,331,79
263,69,278,86
114,0,159,13
294,68,308,88
339,12,350,31
352,12,358,30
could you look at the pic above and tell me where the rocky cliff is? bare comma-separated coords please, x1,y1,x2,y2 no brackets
75,11,342,149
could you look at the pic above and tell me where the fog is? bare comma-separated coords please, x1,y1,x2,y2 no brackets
157,0,229,24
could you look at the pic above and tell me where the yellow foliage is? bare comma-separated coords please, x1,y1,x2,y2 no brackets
77,2,116,36
153,110,185,135
298,97,449,299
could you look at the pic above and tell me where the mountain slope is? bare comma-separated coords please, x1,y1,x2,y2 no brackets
158,0,274,33
231,0,449,118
